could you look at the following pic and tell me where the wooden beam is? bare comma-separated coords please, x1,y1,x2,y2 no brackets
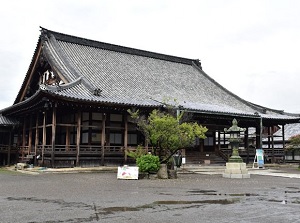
19,45,42,102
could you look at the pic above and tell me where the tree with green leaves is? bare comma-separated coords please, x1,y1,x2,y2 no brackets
286,134,300,168
128,109,208,164
288,134,300,148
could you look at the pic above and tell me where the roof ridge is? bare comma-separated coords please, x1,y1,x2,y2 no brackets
40,27,201,66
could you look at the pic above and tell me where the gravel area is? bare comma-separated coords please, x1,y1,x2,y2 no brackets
1,168,300,223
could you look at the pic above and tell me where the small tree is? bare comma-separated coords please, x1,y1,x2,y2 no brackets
128,109,208,164
286,134,300,168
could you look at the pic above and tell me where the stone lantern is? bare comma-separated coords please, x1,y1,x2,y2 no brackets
224,118,245,163
222,119,250,179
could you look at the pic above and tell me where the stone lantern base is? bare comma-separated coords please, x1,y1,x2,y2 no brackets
222,162,250,179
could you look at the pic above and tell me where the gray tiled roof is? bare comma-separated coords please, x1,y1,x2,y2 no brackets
35,28,299,120
274,123,300,140
0,114,18,126
261,123,300,144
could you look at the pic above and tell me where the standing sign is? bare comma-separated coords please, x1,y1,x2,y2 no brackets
117,165,139,180
252,149,264,169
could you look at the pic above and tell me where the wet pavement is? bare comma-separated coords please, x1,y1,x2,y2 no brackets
1,165,300,223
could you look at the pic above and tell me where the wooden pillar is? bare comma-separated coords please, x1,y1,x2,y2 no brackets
76,111,82,167
245,128,249,164
213,130,217,153
34,113,39,166
66,127,70,151
16,125,21,162
7,130,12,166
200,142,204,153
282,124,285,163
271,129,275,163
28,115,33,156
217,130,221,151
256,118,262,149
51,105,57,167
42,111,46,165
101,113,106,166
268,127,271,154
124,114,128,162
22,117,26,160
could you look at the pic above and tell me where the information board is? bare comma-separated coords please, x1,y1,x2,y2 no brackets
117,165,139,180
252,149,264,169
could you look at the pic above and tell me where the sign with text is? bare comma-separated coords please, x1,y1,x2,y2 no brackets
256,149,264,168
117,165,139,180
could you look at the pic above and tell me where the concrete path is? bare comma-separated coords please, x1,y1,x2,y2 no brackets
180,164,300,178
10,163,300,179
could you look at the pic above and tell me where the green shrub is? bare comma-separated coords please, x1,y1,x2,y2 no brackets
126,145,147,160
136,154,160,173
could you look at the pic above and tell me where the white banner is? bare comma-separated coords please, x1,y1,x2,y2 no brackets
117,165,139,180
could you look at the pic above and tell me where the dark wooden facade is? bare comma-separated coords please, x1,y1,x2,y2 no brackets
1,103,292,167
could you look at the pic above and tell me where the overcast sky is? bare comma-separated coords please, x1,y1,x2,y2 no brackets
0,0,299,113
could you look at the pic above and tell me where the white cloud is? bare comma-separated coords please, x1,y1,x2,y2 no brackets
0,0,299,113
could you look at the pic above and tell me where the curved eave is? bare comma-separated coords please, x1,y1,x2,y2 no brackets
260,114,300,124
46,90,162,109
0,114,19,126
2,90,46,116
180,107,260,119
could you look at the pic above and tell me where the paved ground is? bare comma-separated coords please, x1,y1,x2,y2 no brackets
1,165,300,223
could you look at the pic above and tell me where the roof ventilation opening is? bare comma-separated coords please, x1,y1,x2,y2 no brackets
93,88,102,96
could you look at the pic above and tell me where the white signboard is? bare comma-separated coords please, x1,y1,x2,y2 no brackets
117,165,139,180
252,149,264,169
256,149,264,168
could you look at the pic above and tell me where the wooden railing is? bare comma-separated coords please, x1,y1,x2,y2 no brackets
80,145,101,154
16,145,155,166
0,145,18,152
20,145,126,156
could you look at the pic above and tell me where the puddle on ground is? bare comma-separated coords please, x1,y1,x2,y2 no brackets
153,199,239,205
102,206,139,213
6,197,91,209
187,189,218,195
7,188,300,220
285,190,300,194
228,193,260,197
187,190,260,197
159,192,174,195
188,190,218,193
286,187,299,189
96,199,239,216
